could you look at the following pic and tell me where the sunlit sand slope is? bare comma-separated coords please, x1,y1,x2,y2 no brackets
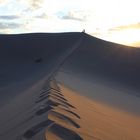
58,84,140,140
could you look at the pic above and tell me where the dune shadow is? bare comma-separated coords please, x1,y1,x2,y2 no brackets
47,94,68,103
49,110,80,128
35,105,53,116
59,108,81,119
50,89,64,96
37,94,67,104
51,93,67,101
35,96,48,103
38,94,73,109
44,100,69,109
39,89,50,96
45,123,83,140
50,96,76,109
39,92,48,98
39,91,64,99
21,120,53,139
40,88,63,96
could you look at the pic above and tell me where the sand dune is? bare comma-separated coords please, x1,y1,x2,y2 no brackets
58,83,140,140
0,32,140,139
0,77,83,139
45,123,83,140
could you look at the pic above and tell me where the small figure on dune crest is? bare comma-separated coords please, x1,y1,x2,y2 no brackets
82,29,85,33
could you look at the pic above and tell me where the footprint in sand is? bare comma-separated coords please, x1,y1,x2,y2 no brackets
45,123,83,140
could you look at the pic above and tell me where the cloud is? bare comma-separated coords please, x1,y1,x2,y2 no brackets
62,14,83,21
109,23,140,31
28,0,44,9
0,15,19,20
61,11,88,22
0,0,7,4
20,0,45,11
0,22,21,29
35,13,48,19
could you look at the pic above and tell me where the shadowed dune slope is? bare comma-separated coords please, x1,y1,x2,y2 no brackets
61,33,140,92
0,32,82,106
1,32,140,96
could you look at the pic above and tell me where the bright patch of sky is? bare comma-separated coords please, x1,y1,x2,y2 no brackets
0,0,140,46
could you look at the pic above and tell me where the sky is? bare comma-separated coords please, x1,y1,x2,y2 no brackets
0,0,140,46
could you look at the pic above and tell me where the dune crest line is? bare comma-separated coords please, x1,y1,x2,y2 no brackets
18,78,83,140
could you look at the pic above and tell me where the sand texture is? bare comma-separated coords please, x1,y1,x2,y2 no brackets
0,32,140,139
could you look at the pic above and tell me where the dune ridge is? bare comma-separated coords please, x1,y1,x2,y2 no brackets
17,78,83,140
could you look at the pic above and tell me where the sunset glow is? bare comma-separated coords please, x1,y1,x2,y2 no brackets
0,0,140,46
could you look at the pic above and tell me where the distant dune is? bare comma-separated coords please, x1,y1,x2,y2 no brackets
0,32,140,139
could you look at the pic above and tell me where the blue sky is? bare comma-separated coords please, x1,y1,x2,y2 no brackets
0,0,140,46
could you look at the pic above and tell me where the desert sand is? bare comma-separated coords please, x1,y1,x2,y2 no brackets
56,75,140,140
0,32,140,140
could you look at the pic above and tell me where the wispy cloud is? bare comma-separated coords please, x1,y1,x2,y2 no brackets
19,0,45,11
0,15,19,20
0,22,21,29
35,13,48,19
60,11,89,22
28,0,44,9
109,23,140,31
0,0,7,4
